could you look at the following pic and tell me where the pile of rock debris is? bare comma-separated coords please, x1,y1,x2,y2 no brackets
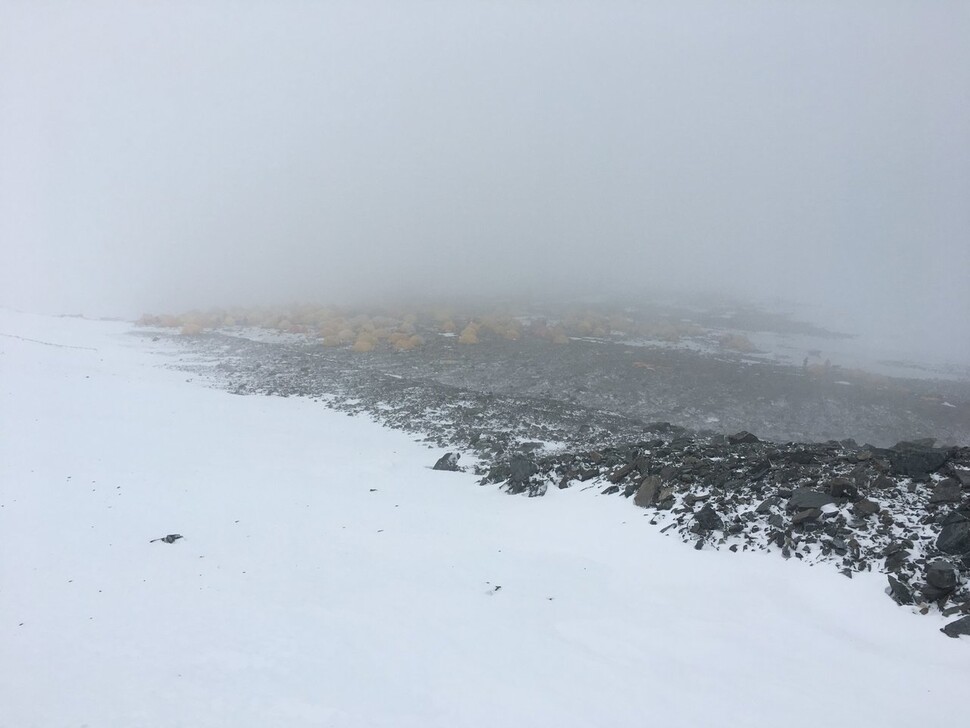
480,429,970,638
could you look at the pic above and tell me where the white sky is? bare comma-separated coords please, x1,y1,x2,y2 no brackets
1,1,968,357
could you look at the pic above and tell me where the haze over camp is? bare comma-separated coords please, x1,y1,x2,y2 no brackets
2,1,968,362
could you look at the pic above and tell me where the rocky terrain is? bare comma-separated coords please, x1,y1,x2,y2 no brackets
140,303,970,638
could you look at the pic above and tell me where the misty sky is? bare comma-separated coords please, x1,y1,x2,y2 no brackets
1,1,968,358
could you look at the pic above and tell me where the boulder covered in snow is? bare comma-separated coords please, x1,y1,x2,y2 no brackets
432,452,462,471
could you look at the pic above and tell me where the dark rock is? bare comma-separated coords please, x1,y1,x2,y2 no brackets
937,513,970,556
827,478,859,501
486,461,510,482
601,485,619,495
694,504,724,532
775,467,800,484
505,454,539,495
792,508,822,526
887,575,913,605
634,476,660,508
608,463,635,483
767,514,785,529
728,431,760,445
942,601,970,617
885,550,910,572
922,584,952,602
748,459,772,480
150,533,183,544
848,466,870,486
940,506,970,526
787,488,836,511
941,615,970,638
929,479,961,504
853,498,880,517
822,523,842,539
684,492,709,507
432,452,461,471
890,447,949,479
950,468,970,488
871,475,896,490
756,496,781,514
658,464,678,481
788,449,817,465
923,559,958,594
883,540,913,556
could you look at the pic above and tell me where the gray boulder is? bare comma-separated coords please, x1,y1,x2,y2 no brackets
787,488,836,511
853,498,880,517
693,504,724,532
792,508,822,526
634,476,660,508
827,478,858,501
928,479,961,504
871,475,896,490
941,615,970,638
506,454,539,495
432,452,461,471
728,431,760,445
756,496,781,514
922,560,959,601
887,575,913,605
936,513,970,556
890,446,949,479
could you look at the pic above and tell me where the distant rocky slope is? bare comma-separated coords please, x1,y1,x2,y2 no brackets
139,300,970,447
143,310,970,637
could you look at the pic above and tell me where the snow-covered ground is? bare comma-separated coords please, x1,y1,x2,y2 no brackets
1,310,967,728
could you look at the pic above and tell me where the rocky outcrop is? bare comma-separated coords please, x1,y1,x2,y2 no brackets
480,432,970,629
942,615,970,638
936,513,970,559
432,452,462,471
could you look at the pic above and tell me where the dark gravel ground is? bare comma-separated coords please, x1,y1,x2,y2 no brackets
337,333,970,448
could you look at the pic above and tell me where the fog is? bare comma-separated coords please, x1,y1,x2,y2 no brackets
2,1,968,361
